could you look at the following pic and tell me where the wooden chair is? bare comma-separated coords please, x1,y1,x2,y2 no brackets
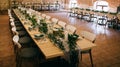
79,31,96,67
13,35,39,67
80,31,96,42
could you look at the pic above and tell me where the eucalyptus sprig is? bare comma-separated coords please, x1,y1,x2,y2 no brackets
40,19,46,23
53,28,64,38
39,22,48,34
68,33,79,50
56,39,65,50
48,33,65,50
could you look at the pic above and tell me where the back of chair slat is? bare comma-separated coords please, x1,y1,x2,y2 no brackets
10,21,15,27
80,31,96,43
13,35,19,43
11,27,18,35
46,15,51,20
41,14,46,18
51,18,58,24
13,35,21,48
58,21,66,29
66,25,76,34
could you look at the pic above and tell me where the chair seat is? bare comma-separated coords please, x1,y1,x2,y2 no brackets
81,49,91,53
19,48,38,58
16,27,24,31
18,31,27,37
15,23,22,26
19,36,32,44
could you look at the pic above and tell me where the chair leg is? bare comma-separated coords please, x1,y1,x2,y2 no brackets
89,50,94,67
34,57,39,67
81,52,82,61
16,54,20,67
18,57,22,67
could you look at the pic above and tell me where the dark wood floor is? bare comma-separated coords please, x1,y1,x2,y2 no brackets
44,12,120,67
0,15,16,67
0,11,120,67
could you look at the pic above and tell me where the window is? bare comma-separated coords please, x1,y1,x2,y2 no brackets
93,0,109,11
69,0,77,8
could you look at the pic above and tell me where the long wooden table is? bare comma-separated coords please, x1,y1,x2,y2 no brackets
13,9,64,59
13,9,96,60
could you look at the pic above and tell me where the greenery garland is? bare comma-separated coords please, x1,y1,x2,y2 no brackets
53,28,64,38
48,33,65,50
20,9,37,27
68,34,79,67
39,21,48,34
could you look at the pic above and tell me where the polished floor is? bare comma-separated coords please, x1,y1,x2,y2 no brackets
0,11,120,67
44,12,120,67
0,15,16,67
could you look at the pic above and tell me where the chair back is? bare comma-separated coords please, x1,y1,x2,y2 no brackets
80,31,96,43
38,12,41,15
46,15,51,20
10,21,15,27
13,35,19,43
58,21,66,29
10,18,14,22
66,25,76,34
11,27,18,35
51,18,58,24
13,35,21,48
